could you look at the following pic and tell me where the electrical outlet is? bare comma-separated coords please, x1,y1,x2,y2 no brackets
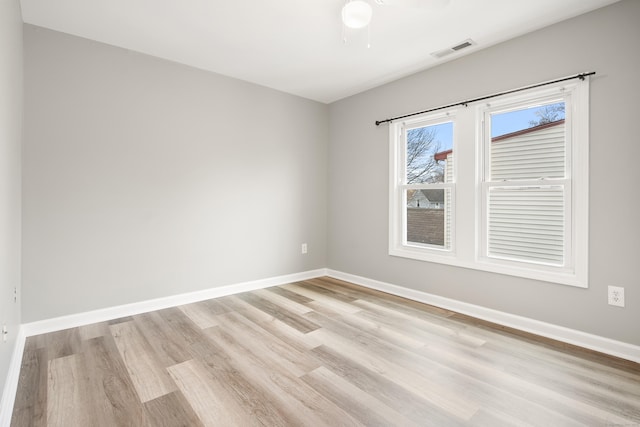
301,243,308,254
2,325,7,343
608,286,625,307
14,286,17,303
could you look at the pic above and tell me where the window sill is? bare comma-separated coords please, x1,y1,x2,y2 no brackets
389,246,587,288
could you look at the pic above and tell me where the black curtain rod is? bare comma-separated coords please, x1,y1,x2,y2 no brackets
374,71,596,126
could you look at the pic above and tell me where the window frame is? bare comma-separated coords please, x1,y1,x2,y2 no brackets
388,79,589,287
476,81,589,287
389,109,458,262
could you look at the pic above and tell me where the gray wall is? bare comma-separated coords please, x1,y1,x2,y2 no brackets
22,26,328,322
328,0,640,346
0,0,23,395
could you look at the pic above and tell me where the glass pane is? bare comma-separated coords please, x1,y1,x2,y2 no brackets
406,122,453,184
406,188,451,249
490,102,565,180
487,186,564,265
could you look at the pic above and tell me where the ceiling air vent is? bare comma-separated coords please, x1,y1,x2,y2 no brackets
431,39,475,59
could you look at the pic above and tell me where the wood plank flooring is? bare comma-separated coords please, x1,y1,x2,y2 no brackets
10,277,640,426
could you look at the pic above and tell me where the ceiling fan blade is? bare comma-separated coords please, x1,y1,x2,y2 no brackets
374,0,450,9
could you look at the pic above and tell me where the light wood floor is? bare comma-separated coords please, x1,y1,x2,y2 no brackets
11,277,640,426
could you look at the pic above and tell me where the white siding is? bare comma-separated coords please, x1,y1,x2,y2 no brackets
491,122,565,180
488,186,564,265
444,154,453,248
487,122,566,265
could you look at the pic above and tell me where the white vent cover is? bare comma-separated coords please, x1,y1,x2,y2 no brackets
431,39,476,59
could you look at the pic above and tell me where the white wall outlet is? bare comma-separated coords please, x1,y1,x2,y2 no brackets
301,243,308,254
2,325,7,343
14,286,17,303
608,286,625,307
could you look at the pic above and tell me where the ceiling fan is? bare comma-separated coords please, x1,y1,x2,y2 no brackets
341,0,451,29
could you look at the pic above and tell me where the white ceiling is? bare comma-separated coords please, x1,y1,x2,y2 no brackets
20,0,619,104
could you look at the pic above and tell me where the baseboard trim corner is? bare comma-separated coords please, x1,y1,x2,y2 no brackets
22,268,327,338
0,326,26,427
326,269,640,364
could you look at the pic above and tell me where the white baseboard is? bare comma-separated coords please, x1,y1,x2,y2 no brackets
326,269,640,364
0,326,26,427
22,268,327,337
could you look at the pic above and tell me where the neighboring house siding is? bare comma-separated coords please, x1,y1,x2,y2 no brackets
491,122,565,180
408,189,444,209
444,155,453,249
488,121,566,265
407,191,429,208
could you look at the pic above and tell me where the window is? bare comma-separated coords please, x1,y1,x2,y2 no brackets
482,100,569,267
389,79,589,287
389,110,456,260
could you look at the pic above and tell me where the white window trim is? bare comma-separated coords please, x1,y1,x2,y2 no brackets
389,79,589,288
